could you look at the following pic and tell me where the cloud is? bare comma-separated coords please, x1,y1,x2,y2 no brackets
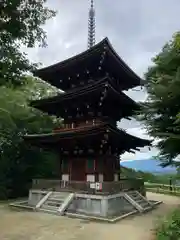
120,127,158,161
24,0,180,160
26,0,180,70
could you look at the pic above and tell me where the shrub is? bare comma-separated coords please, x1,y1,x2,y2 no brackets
155,207,180,240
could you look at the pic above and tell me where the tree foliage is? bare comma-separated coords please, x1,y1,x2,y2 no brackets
0,0,56,86
121,166,175,184
140,32,180,166
0,77,61,199
0,1,60,200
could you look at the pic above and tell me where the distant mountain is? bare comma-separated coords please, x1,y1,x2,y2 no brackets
121,159,177,174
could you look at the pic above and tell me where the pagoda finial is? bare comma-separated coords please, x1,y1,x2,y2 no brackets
88,0,96,49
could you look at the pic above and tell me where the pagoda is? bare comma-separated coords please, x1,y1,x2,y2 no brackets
24,36,150,183
16,0,162,221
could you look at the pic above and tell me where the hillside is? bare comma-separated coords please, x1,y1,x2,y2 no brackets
120,166,176,184
121,159,177,174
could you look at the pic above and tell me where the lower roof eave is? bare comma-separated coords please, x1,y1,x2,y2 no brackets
23,123,151,150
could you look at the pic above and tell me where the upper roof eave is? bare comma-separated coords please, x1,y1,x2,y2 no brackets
33,38,107,76
103,38,142,86
33,37,144,88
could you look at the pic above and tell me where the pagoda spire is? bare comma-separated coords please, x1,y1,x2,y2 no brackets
88,0,96,49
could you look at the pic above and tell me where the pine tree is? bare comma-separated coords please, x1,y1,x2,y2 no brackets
140,32,180,166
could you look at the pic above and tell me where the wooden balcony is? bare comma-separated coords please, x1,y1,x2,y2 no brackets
53,119,104,133
32,178,145,196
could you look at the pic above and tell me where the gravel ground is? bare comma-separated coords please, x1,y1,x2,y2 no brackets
0,192,179,240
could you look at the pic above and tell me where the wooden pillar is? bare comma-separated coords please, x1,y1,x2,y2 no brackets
69,157,72,181
61,157,70,181
94,158,98,182
86,157,95,182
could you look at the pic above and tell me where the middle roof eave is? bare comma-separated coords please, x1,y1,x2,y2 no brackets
30,77,139,111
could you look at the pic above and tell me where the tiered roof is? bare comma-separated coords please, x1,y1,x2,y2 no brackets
30,77,140,120
24,38,151,153
33,38,144,91
23,122,151,155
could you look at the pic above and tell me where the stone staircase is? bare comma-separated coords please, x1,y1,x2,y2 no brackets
125,191,152,212
38,191,74,215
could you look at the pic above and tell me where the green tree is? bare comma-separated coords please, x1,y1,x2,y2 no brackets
0,77,61,199
0,0,56,86
140,32,180,166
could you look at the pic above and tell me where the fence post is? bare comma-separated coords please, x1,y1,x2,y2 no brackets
169,177,172,192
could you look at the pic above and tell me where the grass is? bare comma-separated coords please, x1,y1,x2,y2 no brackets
154,207,180,240
145,182,180,239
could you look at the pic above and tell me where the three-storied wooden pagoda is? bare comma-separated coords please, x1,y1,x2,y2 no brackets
24,38,150,183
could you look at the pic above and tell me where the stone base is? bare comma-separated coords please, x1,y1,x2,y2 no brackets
67,192,137,218
9,189,162,222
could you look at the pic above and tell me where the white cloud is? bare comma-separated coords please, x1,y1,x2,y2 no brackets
119,126,158,161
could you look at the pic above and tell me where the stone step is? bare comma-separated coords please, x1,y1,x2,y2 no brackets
45,200,62,207
143,206,153,212
139,202,150,208
125,191,152,212
39,208,58,214
51,194,69,198
131,196,140,201
133,197,150,205
48,197,65,202
136,198,147,203
51,192,70,198
41,204,59,211
49,197,67,201
128,193,139,198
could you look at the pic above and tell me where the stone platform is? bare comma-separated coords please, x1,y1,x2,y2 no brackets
10,189,162,223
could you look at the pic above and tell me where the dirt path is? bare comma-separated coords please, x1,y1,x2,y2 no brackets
0,192,179,240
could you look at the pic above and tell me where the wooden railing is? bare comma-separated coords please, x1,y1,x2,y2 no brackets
145,182,180,196
53,119,104,133
32,178,145,195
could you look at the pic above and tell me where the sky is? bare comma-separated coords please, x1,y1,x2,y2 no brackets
25,0,180,161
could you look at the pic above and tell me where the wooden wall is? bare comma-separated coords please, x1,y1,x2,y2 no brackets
60,155,120,182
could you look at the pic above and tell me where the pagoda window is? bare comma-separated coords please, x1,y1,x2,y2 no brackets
61,159,69,172
71,123,74,128
88,111,94,116
86,158,95,171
